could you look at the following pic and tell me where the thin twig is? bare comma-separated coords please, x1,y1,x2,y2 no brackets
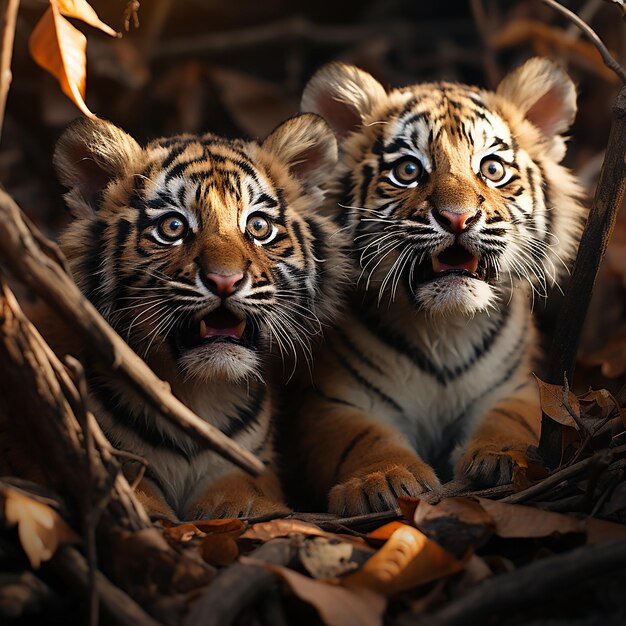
503,444,626,504
0,0,20,140
542,0,626,84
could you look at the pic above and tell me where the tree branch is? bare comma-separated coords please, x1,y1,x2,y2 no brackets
0,188,263,477
0,0,20,139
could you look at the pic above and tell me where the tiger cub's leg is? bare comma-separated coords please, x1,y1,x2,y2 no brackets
135,478,178,522
185,468,288,521
455,378,541,486
296,398,439,515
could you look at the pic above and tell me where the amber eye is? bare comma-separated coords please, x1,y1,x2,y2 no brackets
246,213,274,242
390,158,423,186
157,213,188,242
480,157,507,183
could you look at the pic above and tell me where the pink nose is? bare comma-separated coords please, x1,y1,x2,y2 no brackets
205,272,245,297
436,209,479,234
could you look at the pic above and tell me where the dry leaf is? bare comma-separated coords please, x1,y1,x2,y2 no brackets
242,518,329,542
413,497,495,556
261,562,386,626
300,537,360,580
581,333,626,379
29,0,117,117
586,517,626,544
535,377,581,428
55,0,118,36
343,525,463,595
367,521,407,541
477,499,585,538
2,487,79,568
200,533,240,566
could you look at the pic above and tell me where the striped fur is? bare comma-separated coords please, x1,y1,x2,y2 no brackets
290,58,587,514
51,114,346,520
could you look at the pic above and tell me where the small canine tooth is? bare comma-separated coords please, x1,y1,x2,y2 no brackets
199,319,207,337
237,319,246,338
432,255,442,273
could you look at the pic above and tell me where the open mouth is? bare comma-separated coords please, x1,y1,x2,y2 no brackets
415,244,487,285
178,306,253,350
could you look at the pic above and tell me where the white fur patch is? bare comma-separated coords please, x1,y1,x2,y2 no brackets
415,275,497,317
177,342,260,384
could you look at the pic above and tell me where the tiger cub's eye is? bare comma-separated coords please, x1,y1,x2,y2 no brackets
391,158,423,186
246,214,273,242
480,157,506,183
157,213,188,242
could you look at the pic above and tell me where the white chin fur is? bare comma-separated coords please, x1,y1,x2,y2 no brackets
177,342,260,383
415,275,496,317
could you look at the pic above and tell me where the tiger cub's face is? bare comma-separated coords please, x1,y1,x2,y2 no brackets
302,58,585,317
54,115,344,383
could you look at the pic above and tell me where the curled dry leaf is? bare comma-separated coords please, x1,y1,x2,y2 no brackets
299,537,360,580
28,0,117,117
261,562,386,626
200,533,240,567
2,487,79,568
535,377,581,428
241,518,328,542
477,499,585,538
412,497,495,556
343,525,463,595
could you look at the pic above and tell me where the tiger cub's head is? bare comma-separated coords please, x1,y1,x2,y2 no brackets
54,115,344,383
302,58,586,317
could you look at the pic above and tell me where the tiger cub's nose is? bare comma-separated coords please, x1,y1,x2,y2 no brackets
434,209,480,235
204,272,245,298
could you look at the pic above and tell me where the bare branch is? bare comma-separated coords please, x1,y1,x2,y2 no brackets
0,0,20,139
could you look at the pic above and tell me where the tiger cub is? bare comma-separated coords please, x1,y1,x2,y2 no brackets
290,58,586,514
51,114,344,520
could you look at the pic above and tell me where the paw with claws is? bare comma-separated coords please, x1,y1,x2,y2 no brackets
455,441,529,487
329,461,440,516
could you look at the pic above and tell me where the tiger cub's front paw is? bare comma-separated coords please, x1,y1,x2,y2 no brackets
455,441,529,487
329,461,440,516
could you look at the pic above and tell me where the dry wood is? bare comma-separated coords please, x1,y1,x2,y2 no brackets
0,188,263,477
185,538,298,626
399,539,626,626
541,86,626,466
0,0,20,139
0,276,150,531
51,546,165,626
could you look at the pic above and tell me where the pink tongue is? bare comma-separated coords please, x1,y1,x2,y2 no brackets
434,245,479,273
200,309,245,339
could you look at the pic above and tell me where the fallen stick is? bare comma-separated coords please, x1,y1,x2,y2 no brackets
399,539,626,626
0,188,263,477
184,538,298,626
51,546,165,626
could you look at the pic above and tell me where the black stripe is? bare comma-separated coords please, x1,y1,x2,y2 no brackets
332,427,372,484
329,345,403,414
223,384,267,439
335,329,385,375
494,409,538,438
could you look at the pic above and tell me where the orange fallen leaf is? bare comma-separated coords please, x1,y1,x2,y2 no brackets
193,518,246,534
367,521,407,541
343,525,462,595
2,487,79,568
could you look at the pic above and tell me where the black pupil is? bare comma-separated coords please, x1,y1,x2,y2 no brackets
488,163,498,175
252,219,266,233
402,162,416,178
168,219,182,232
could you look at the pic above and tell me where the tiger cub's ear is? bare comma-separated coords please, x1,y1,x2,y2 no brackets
497,57,576,154
262,113,337,188
301,63,387,137
54,117,141,214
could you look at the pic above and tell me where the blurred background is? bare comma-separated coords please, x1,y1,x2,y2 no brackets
1,0,625,390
